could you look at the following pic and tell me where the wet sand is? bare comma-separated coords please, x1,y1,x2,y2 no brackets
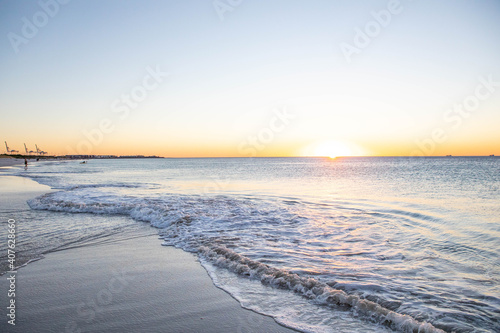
0,157,23,169
0,175,297,333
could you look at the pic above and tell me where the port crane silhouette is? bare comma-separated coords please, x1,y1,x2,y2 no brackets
4,141,19,154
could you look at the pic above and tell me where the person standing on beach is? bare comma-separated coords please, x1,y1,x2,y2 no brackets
24,158,28,167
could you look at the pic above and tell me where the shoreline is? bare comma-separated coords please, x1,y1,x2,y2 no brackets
0,157,23,169
0,174,297,333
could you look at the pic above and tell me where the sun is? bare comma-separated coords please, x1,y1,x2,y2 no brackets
313,141,353,158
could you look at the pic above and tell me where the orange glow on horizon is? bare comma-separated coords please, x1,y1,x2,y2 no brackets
3,136,499,158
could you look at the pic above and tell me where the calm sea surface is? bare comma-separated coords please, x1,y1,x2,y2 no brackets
1,157,499,332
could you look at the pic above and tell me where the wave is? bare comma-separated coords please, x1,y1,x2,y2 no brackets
200,246,445,333
67,183,153,190
20,175,158,190
24,170,102,174
27,190,452,332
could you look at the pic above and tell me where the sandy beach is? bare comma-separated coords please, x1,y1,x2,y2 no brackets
0,157,23,169
0,174,296,333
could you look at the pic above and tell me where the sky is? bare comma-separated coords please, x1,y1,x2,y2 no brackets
1,0,499,157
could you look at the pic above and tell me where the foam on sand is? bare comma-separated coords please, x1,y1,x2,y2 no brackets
200,246,445,333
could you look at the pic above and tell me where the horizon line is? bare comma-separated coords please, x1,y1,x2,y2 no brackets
3,154,497,159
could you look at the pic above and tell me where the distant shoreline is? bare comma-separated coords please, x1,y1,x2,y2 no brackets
1,154,497,161
0,154,164,160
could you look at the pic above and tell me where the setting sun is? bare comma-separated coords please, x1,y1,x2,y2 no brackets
313,141,353,158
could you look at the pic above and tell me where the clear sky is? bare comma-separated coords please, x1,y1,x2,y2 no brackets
1,0,499,157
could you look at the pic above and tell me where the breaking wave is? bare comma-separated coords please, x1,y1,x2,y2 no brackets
26,188,458,332
200,246,444,333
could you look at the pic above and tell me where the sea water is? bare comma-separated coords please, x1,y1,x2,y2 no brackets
1,157,499,332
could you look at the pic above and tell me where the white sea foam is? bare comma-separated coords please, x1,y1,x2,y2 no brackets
199,246,445,333
28,189,449,332
20,157,500,333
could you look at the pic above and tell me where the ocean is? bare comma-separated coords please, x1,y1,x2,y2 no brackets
1,157,499,332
